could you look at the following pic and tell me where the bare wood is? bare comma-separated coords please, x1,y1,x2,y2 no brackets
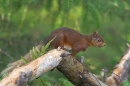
0,48,107,86
0,49,68,86
106,44,130,86
79,72,107,86
57,57,107,86
0,43,44,77
1,41,130,86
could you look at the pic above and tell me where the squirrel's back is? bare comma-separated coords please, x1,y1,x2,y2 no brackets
44,27,105,56
44,27,85,47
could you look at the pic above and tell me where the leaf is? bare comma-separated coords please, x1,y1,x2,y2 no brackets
30,50,35,60
41,36,55,54
58,78,74,86
35,46,41,55
33,78,52,86
41,45,45,55
44,36,56,50
122,80,130,86
33,47,38,59
21,56,28,63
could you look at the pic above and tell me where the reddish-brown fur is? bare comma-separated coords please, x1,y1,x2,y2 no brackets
44,27,105,57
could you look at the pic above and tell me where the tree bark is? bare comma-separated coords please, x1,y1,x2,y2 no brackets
1,44,130,86
0,48,107,86
57,57,107,86
0,43,44,77
106,43,130,86
0,49,68,86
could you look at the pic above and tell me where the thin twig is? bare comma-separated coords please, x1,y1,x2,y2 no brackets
0,48,14,60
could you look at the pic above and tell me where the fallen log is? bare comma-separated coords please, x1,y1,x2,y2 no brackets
0,43,44,77
0,48,107,86
0,49,68,86
1,44,130,86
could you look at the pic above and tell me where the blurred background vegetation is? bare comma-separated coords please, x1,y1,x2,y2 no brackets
0,0,130,85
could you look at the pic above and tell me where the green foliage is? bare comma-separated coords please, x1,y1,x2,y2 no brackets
32,78,52,86
21,56,29,63
41,36,56,55
29,77,73,86
122,80,130,86
0,0,130,85
21,37,55,63
57,78,74,86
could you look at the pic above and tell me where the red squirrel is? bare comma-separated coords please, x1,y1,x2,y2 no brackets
44,27,105,57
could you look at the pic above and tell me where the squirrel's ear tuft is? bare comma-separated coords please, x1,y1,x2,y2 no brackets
95,30,98,34
92,30,98,36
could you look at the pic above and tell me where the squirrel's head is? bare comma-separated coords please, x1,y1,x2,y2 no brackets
90,30,105,47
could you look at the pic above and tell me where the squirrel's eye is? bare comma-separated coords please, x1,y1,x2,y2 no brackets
97,39,101,42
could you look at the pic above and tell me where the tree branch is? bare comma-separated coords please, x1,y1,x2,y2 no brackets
1,43,130,86
0,48,14,61
0,48,107,86
106,43,130,86
0,43,44,77
57,57,107,86
0,49,69,86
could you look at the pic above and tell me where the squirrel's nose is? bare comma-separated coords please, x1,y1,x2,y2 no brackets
99,43,106,47
102,43,105,46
